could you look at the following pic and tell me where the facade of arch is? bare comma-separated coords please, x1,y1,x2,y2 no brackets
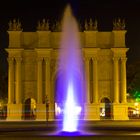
6,30,129,120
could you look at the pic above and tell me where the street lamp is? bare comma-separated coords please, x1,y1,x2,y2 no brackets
45,95,49,122
134,102,139,118
0,102,2,108
0,101,3,119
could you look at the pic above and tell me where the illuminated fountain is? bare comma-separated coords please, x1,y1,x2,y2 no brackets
56,5,84,133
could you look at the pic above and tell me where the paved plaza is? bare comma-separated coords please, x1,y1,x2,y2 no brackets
1,121,140,140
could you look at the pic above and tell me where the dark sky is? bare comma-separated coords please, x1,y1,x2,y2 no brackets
0,0,140,72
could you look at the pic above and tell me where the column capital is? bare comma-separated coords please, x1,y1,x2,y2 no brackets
113,57,120,61
92,57,98,61
121,57,127,62
15,57,22,62
84,57,90,61
7,57,14,62
44,57,50,62
37,57,43,62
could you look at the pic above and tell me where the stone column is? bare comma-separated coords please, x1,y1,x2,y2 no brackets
120,57,127,103
8,57,14,104
85,58,90,103
15,57,22,104
44,57,54,120
44,58,51,101
37,57,43,104
113,57,119,103
92,57,98,103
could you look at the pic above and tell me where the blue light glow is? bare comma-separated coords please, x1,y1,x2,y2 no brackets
56,5,84,133
63,81,81,132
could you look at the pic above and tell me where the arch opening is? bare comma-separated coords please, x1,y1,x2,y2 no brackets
100,97,112,119
23,98,36,120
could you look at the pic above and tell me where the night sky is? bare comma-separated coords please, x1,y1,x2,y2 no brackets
0,0,140,73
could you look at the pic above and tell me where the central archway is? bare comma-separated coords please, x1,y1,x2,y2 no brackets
100,97,112,119
23,98,36,120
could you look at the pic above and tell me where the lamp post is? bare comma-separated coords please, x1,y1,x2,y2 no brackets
45,95,49,122
134,102,139,118
0,100,4,119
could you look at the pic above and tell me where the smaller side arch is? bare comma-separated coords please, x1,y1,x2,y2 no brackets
99,96,112,103
100,97,112,119
23,98,36,120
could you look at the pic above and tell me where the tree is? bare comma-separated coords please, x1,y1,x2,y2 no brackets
0,72,8,102
127,61,140,101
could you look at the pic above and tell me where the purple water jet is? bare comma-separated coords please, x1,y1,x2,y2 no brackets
56,5,84,132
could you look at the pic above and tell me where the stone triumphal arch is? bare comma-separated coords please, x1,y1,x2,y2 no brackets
6,19,129,120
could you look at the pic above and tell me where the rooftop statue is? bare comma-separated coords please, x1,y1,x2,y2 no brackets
8,19,22,31
41,18,46,30
55,21,62,32
84,18,98,31
17,19,22,30
51,20,62,32
84,19,88,31
37,18,50,31
121,19,125,30
93,19,97,30
37,21,41,30
12,19,17,30
8,20,12,31
78,22,83,31
113,18,125,30
45,20,50,31
89,18,93,30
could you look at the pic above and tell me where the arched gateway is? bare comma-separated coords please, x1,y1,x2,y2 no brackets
100,97,112,119
6,20,129,121
23,98,36,120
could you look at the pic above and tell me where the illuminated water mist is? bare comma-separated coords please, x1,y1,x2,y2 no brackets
63,81,82,132
57,5,84,132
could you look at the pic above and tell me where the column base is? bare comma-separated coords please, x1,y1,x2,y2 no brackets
36,103,55,121
36,104,46,121
84,103,100,120
7,104,23,121
113,103,129,120
48,103,55,121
